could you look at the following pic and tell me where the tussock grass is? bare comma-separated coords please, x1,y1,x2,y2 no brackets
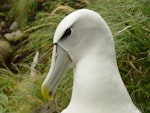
0,68,18,112
11,14,66,73
9,75,45,113
8,0,37,27
0,0,149,113
0,68,47,112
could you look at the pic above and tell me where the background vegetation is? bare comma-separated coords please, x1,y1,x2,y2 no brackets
0,0,149,113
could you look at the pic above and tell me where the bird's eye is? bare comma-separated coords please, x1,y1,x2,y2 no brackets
62,28,71,39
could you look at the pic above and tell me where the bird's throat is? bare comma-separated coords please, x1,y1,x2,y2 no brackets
70,57,132,108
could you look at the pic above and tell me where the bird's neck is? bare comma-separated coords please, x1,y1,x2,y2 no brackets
69,55,133,109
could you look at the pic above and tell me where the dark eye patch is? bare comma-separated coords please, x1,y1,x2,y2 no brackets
61,28,71,39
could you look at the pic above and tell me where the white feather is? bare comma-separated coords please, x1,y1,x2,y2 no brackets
54,9,141,113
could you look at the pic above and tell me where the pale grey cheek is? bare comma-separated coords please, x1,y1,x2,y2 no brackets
58,35,77,50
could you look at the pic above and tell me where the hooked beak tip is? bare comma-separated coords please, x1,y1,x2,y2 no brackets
41,83,53,100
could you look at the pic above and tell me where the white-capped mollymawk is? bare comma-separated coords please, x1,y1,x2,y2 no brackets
41,9,141,113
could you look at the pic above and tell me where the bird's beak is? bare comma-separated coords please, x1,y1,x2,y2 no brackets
41,44,71,100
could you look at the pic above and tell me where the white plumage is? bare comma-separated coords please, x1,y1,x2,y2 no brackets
41,9,141,113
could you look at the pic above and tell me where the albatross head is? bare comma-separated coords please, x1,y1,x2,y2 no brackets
41,9,140,113
41,9,115,100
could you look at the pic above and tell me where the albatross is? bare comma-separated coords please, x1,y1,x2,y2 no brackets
41,9,141,113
